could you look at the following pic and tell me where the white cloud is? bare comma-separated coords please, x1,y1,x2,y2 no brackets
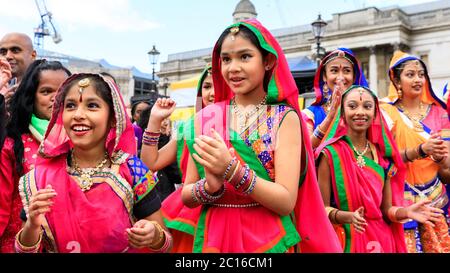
0,0,160,32
0,0,36,20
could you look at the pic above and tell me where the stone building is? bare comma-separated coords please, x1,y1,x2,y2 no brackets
36,48,158,105
158,0,450,103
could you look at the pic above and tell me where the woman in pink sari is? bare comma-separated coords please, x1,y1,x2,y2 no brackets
316,85,443,252
15,73,172,253
178,19,342,253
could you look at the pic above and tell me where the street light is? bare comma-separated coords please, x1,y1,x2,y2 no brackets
311,14,328,66
147,45,160,82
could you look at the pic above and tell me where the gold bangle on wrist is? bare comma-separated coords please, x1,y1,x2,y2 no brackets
148,221,165,249
15,227,43,251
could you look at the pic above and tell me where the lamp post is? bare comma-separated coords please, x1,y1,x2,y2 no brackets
311,14,328,66
147,45,160,91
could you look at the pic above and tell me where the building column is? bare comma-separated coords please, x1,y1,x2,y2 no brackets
369,46,378,95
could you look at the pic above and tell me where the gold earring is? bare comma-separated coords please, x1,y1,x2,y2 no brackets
397,87,402,99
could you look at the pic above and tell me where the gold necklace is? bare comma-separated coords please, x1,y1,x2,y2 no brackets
232,95,267,132
353,141,369,168
71,150,109,192
397,102,425,132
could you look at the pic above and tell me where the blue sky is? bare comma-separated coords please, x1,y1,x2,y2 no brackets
0,0,435,74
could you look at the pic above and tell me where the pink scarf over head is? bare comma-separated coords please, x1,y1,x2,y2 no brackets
30,73,138,252
199,19,342,252
316,85,407,252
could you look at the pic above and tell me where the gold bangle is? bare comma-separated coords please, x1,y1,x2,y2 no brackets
148,221,165,249
325,206,335,217
15,227,43,250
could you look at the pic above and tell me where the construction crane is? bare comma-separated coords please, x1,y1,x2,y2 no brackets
33,0,62,49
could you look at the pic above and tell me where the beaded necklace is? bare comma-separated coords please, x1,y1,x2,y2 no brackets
232,95,267,132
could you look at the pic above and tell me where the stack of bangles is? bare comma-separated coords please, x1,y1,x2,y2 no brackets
313,125,325,140
14,228,43,253
143,129,160,146
147,221,173,253
227,161,257,195
191,178,226,204
325,207,340,224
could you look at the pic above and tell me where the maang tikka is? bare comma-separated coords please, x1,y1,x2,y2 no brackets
230,26,239,41
78,78,90,102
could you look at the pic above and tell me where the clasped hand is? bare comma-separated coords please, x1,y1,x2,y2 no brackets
192,128,234,192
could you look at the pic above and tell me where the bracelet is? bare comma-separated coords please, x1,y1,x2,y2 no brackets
417,143,427,158
387,206,402,223
143,130,161,146
430,155,445,163
404,149,413,162
194,178,225,204
242,170,257,195
148,229,173,253
229,163,246,188
14,228,43,253
148,221,165,249
333,209,340,224
227,160,241,183
223,157,237,179
191,184,200,204
325,206,335,217
313,125,325,140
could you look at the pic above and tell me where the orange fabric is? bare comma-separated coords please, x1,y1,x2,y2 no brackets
170,230,194,253
381,104,438,184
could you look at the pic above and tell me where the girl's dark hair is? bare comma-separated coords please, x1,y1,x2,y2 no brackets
214,24,272,91
6,59,71,176
137,104,153,130
59,74,115,122
100,72,117,83
131,101,151,123
340,86,378,119
392,59,424,83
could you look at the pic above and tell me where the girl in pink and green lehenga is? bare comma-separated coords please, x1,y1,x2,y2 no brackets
179,19,342,253
316,85,443,253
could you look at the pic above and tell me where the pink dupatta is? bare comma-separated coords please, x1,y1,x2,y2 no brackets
316,85,407,252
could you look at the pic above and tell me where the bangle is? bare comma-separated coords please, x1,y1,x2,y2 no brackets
404,149,413,162
387,206,408,223
148,229,173,253
313,125,325,140
334,209,340,224
194,178,225,204
223,157,237,179
417,143,427,158
143,130,161,146
430,155,444,163
325,206,335,217
14,228,43,253
227,161,240,182
148,221,165,249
